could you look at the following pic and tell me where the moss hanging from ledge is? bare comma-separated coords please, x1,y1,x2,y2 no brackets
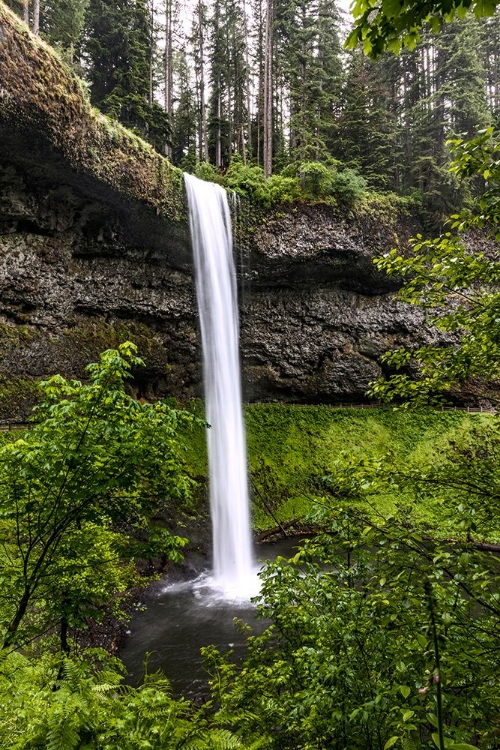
0,2,186,224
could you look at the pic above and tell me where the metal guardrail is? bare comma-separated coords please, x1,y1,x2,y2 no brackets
248,402,497,414
0,422,31,431
324,403,497,413
0,404,496,432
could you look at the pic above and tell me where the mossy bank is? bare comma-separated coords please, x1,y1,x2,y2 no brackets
179,404,497,541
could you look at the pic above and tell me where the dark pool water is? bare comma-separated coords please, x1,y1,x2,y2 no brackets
119,537,301,699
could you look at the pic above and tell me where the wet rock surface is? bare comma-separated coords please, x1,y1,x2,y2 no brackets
240,286,432,403
245,202,407,293
0,159,448,414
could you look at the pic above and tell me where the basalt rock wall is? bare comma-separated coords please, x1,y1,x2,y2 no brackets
239,203,439,404
0,157,438,418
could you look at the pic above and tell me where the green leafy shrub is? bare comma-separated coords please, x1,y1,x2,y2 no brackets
330,166,367,204
267,173,302,204
279,160,367,204
191,155,366,207
207,508,500,750
224,158,270,204
195,161,220,183
297,160,335,197
213,155,301,207
0,343,198,651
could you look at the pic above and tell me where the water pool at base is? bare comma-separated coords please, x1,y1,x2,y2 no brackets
119,538,301,699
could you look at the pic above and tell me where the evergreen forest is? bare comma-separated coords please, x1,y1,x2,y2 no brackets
2,0,500,748
6,0,500,216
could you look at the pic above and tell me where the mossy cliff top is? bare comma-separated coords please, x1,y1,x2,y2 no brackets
0,2,190,264
0,1,418,280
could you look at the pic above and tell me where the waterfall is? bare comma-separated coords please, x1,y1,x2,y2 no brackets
184,173,254,597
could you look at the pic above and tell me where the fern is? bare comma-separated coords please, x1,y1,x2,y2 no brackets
46,718,80,750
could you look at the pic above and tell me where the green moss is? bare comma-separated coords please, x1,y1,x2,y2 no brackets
0,321,170,373
58,321,170,368
177,400,209,479
0,368,491,539
0,324,40,350
0,3,186,224
0,321,173,420
177,403,491,535
0,376,41,421
247,406,500,536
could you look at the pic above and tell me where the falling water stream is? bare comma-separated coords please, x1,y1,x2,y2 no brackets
184,173,255,598
120,175,286,695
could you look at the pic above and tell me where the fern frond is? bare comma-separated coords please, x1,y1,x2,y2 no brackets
46,718,80,750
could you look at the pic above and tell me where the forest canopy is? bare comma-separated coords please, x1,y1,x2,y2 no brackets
5,0,500,218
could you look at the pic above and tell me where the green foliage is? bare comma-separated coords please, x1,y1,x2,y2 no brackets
194,156,366,209
347,0,500,57
243,404,488,534
323,415,500,541
40,0,89,59
274,0,343,166
0,650,245,749
297,161,336,197
266,174,302,204
0,342,199,650
292,161,367,204
222,157,301,207
330,167,368,204
224,159,274,204
195,161,222,184
207,508,500,749
149,400,495,541
82,0,168,145
193,156,303,207
370,128,500,405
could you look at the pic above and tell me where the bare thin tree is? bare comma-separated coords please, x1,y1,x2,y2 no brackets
32,0,40,35
263,0,273,177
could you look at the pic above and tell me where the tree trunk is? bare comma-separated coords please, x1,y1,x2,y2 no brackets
149,0,154,107
263,0,273,177
216,84,222,169
197,0,209,162
32,0,40,35
243,0,251,164
3,586,31,649
164,0,173,159
23,0,29,25
254,0,264,165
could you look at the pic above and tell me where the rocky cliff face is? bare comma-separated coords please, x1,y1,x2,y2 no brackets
0,157,438,418
0,3,443,418
239,203,438,404
0,160,199,417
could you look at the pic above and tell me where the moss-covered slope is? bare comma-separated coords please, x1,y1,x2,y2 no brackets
181,403,496,539
0,2,189,263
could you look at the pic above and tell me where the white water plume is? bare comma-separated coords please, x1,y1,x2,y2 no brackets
184,173,255,599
